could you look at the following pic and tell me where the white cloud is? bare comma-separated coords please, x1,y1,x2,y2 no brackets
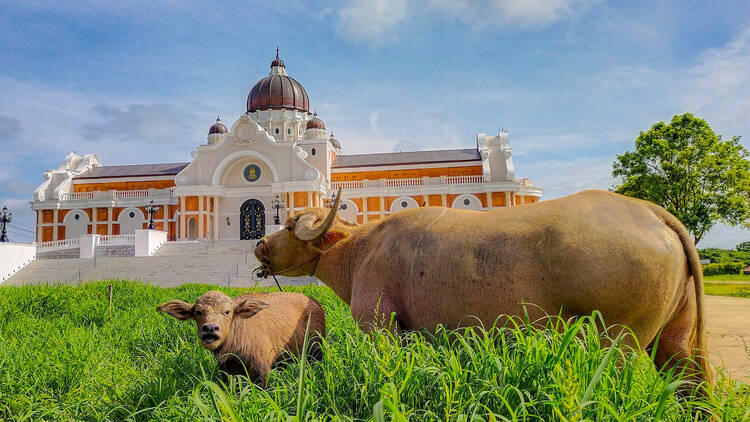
337,0,598,45
678,26,750,137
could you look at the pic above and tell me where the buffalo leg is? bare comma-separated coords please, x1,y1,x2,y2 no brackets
647,293,711,392
351,294,401,335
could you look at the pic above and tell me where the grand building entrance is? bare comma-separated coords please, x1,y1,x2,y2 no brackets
240,199,265,240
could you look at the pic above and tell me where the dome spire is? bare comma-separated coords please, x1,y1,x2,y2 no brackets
271,47,286,69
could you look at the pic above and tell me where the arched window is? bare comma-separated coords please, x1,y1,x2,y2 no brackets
451,194,482,210
389,197,419,214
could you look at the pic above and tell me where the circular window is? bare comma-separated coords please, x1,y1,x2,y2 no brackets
129,211,135,218
275,128,280,134
464,198,471,206
341,203,348,210
74,214,80,220
243,164,262,182
311,148,316,156
287,128,292,135
401,201,408,208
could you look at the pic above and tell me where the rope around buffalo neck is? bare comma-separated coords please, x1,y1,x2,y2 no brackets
263,253,322,292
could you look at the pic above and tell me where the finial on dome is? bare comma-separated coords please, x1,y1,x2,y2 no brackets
208,115,228,135
271,47,285,68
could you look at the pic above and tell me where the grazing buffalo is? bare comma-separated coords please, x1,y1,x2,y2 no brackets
158,291,325,386
255,189,712,387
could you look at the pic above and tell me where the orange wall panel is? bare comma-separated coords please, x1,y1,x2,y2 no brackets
294,192,308,207
368,214,381,221
366,197,380,211
74,179,175,192
428,194,443,206
492,192,506,207
447,194,459,206
42,227,53,242
186,196,198,211
96,225,108,235
57,226,65,240
351,197,363,210
97,208,108,221
57,209,68,223
42,210,53,223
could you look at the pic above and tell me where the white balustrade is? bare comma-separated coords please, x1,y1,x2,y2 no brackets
446,175,484,184
96,234,135,247
331,180,364,189
61,192,95,200
37,238,80,252
386,178,424,187
114,189,149,199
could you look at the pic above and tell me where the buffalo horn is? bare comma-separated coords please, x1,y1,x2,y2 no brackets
295,188,342,241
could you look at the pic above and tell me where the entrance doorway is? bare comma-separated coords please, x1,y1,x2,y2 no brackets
187,217,197,240
240,199,265,240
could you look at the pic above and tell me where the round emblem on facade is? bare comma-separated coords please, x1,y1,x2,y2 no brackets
74,214,80,220
243,164,261,182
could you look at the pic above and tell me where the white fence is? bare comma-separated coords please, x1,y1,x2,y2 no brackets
446,175,483,184
37,238,80,252
331,180,364,189
61,188,174,201
96,234,135,247
385,178,424,187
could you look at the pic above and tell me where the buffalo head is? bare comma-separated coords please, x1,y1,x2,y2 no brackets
254,188,346,277
157,290,267,350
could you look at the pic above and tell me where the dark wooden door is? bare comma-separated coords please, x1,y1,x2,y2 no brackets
240,199,265,240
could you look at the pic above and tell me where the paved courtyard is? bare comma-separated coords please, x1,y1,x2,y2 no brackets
705,295,750,381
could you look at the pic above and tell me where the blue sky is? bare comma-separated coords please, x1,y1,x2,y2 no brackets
1,0,749,247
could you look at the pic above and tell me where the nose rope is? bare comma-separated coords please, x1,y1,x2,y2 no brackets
254,253,323,292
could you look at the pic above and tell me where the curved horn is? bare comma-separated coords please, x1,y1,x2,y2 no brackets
295,188,342,241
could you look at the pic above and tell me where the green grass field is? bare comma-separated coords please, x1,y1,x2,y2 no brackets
704,282,750,298
704,274,750,282
0,281,748,421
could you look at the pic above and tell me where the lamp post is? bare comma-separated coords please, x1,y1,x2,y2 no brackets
271,194,285,225
145,200,156,230
0,206,11,242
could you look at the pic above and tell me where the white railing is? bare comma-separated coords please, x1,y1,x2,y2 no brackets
446,175,484,184
96,234,135,247
114,189,149,199
331,180,364,189
61,192,95,200
61,188,174,201
37,238,80,252
386,178,424,187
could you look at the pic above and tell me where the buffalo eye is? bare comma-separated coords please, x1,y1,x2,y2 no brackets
286,226,292,231
194,310,202,316
224,310,230,315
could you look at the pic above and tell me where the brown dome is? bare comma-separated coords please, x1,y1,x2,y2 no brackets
270,47,285,68
246,52,310,113
306,113,325,130
208,116,228,135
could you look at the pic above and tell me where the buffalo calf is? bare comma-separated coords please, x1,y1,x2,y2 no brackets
158,290,325,386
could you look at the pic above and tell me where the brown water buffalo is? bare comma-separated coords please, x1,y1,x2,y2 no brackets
158,291,325,386
254,189,711,387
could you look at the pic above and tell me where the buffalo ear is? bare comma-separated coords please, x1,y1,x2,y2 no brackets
157,300,194,320
234,298,268,319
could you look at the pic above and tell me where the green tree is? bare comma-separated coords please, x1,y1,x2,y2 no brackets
737,241,750,252
613,113,750,244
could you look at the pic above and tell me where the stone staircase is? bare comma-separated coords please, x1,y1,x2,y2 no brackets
3,240,319,288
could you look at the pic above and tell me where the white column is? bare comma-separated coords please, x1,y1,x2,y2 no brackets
505,192,511,207
198,195,204,239
52,209,59,241
521,195,526,205
307,192,313,208
37,211,43,243
179,196,186,240
487,192,493,210
422,194,429,207
441,194,447,207
91,207,98,235
107,207,113,234
163,204,168,235
212,197,219,240
379,196,385,218
362,196,368,223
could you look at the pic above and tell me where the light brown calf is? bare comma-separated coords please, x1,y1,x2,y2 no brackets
158,290,325,386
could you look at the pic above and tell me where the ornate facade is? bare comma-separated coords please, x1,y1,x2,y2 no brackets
31,52,542,243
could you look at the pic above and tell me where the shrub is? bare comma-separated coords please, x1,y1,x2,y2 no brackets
702,261,744,276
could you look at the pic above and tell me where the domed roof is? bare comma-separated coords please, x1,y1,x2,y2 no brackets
306,112,325,130
246,50,310,113
329,132,341,150
208,116,228,135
